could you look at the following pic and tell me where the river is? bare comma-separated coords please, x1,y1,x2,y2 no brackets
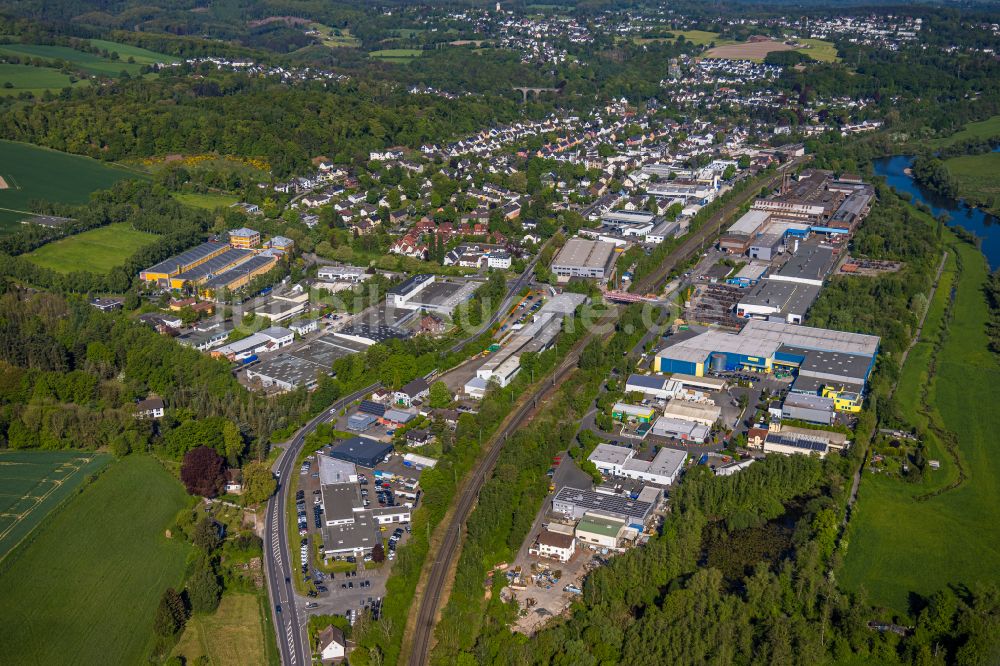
874,155,1000,269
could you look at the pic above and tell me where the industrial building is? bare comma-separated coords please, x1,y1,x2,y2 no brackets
328,437,393,468
552,486,653,528
575,514,629,550
736,280,822,324
140,242,231,286
660,400,721,427
551,238,617,279
720,210,771,254
781,393,836,425
588,443,687,486
625,374,676,400
655,320,879,396
211,326,294,360
651,416,710,443
228,227,261,249
387,274,435,308
611,403,656,423
317,265,370,282
199,254,278,297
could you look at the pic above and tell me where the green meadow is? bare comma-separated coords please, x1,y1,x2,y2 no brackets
25,223,158,274
840,241,1000,616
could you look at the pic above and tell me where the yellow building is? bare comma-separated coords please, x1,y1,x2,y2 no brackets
228,227,261,249
821,387,863,413
198,254,278,297
139,241,229,286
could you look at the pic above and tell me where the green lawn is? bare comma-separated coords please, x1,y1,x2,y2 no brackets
0,455,192,664
797,38,839,62
0,42,174,77
172,592,273,666
370,48,424,62
929,114,1000,149
0,140,142,234
173,191,240,210
0,450,110,561
944,152,1000,215
25,222,158,274
0,62,88,96
840,241,1000,616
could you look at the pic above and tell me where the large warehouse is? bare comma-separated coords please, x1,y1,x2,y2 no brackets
328,437,393,468
551,238,617,279
140,241,231,286
655,319,879,392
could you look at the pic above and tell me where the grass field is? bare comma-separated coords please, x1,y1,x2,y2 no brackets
0,140,142,235
944,152,1000,215
173,191,240,210
0,450,110,561
929,114,1000,149
370,48,423,62
840,241,1000,616
797,38,839,62
0,62,88,96
634,30,734,47
0,41,175,78
0,455,192,664
309,24,361,49
25,222,158,274
88,39,179,66
172,593,272,666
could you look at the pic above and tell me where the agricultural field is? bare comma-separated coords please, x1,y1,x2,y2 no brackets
944,152,1000,215
0,450,110,561
0,140,143,234
703,38,837,62
171,592,275,666
370,48,424,62
0,455,192,665
25,222,158,274
0,62,88,96
173,191,240,210
928,114,1000,149
840,241,1000,616
0,41,176,78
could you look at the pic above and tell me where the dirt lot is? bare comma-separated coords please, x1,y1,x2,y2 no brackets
505,547,601,635
704,40,795,60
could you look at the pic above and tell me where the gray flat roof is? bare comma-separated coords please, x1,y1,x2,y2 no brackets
174,248,254,282
552,238,616,270
740,280,822,316
388,274,433,296
774,244,836,282
626,374,670,391
321,483,361,523
143,241,228,276
202,255,276,289
247,354,325,389
323,515,377,552
782,392,835,411
789,345,874,383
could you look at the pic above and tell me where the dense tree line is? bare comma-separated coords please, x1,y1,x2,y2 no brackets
911,156,960,201
0,180,210,294
0,289,317,456
0,71,522,175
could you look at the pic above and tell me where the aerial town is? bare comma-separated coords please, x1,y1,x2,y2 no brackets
2,1,1000,665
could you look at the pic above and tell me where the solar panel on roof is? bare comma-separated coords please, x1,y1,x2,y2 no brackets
358,400,386,417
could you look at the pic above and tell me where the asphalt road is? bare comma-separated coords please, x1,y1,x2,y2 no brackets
264,382,380,666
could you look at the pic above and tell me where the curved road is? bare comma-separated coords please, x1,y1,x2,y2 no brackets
264,383,381,666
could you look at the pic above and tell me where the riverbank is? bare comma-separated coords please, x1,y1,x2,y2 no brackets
943,152,1000,217
875,155,1000,269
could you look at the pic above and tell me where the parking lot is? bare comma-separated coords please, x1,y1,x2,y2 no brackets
289,451,421,625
